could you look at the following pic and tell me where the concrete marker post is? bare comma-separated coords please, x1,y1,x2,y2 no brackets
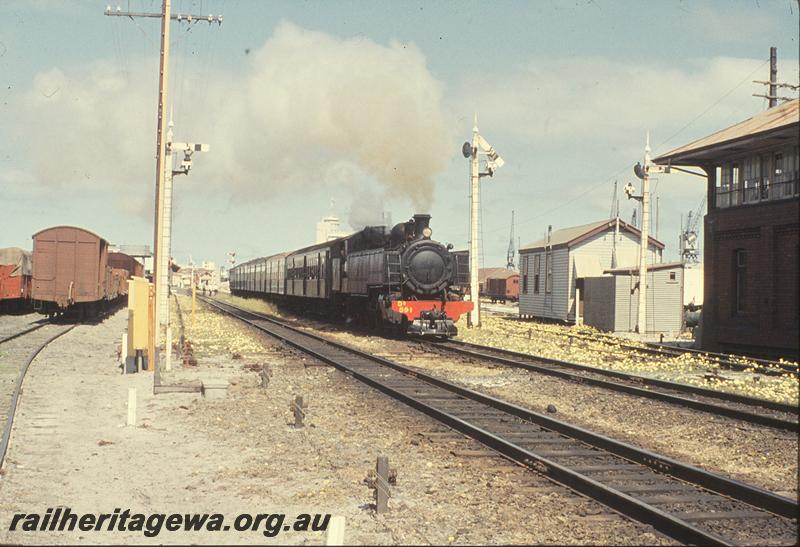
325,516,345,546
127,388,137,426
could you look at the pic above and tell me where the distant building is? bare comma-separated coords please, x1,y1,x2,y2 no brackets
583,262,684,334
315,214,350,244
654,99,798,358
518,219,664,322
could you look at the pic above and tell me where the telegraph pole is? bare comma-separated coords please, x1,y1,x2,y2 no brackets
153,0,172,340
462,115,504,327
753,47,799,107
104,3,221,366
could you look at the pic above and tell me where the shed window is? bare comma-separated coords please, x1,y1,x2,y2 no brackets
533,254,541,294
734,250,746,315
545,253,552,294
522,256,528,294
669,271,676,281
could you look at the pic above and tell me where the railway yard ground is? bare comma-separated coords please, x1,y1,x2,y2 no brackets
0,296,797,545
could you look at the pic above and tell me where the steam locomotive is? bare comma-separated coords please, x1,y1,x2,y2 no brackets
229,214,472,337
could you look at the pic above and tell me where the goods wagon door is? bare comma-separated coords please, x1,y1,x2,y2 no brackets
73,235,100,302
55,238,78,304
33,237,57,301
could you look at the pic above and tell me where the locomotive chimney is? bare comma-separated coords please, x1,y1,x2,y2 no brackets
413,214,431,236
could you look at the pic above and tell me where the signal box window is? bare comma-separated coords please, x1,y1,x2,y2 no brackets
533,254,541,294
734,250,747,315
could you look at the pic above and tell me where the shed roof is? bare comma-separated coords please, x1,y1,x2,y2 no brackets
654,99,799,166
480,267,518,281
520,218,664,252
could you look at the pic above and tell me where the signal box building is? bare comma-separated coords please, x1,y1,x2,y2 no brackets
518,219,664,323
654,99,799,358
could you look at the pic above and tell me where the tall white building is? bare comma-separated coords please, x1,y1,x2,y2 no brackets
315,214,350,243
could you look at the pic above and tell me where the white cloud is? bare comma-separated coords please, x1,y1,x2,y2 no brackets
455,55,798,156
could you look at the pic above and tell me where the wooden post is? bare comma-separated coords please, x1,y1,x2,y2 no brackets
325,516,345,546
375,455,390,514
293,395,305,428
127,388,137,426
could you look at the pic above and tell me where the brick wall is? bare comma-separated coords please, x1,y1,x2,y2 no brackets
703,198,799,358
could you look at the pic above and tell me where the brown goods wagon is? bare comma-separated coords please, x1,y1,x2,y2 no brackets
485,273,520,303
32,226,110,311
108,252,144,296
108,251,144,278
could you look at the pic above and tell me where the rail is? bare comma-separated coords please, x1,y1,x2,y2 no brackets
202,296,797,546
0,324,76,470
507,318,798,377
432,339,798,431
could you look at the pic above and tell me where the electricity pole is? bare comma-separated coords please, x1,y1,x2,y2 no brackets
462,115,504,327
105,3,221,369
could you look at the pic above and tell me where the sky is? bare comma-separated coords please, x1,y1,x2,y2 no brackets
1,0,798,270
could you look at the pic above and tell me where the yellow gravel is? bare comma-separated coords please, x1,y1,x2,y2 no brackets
455,315,799,405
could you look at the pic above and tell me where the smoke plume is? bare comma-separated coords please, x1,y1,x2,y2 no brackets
8,21,453,218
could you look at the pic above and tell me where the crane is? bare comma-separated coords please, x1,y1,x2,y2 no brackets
680,196,705,263
506,210,516,269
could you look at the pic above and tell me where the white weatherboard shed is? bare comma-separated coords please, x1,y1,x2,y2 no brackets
518,219,664,322
583,262,685,333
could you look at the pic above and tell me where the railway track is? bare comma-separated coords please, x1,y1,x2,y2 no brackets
507,319,798,377
204,297,798,546
0,322,76,469
425,340,799,432
0,321,48,345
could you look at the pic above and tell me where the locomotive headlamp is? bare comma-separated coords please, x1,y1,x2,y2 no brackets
422,227,433,238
